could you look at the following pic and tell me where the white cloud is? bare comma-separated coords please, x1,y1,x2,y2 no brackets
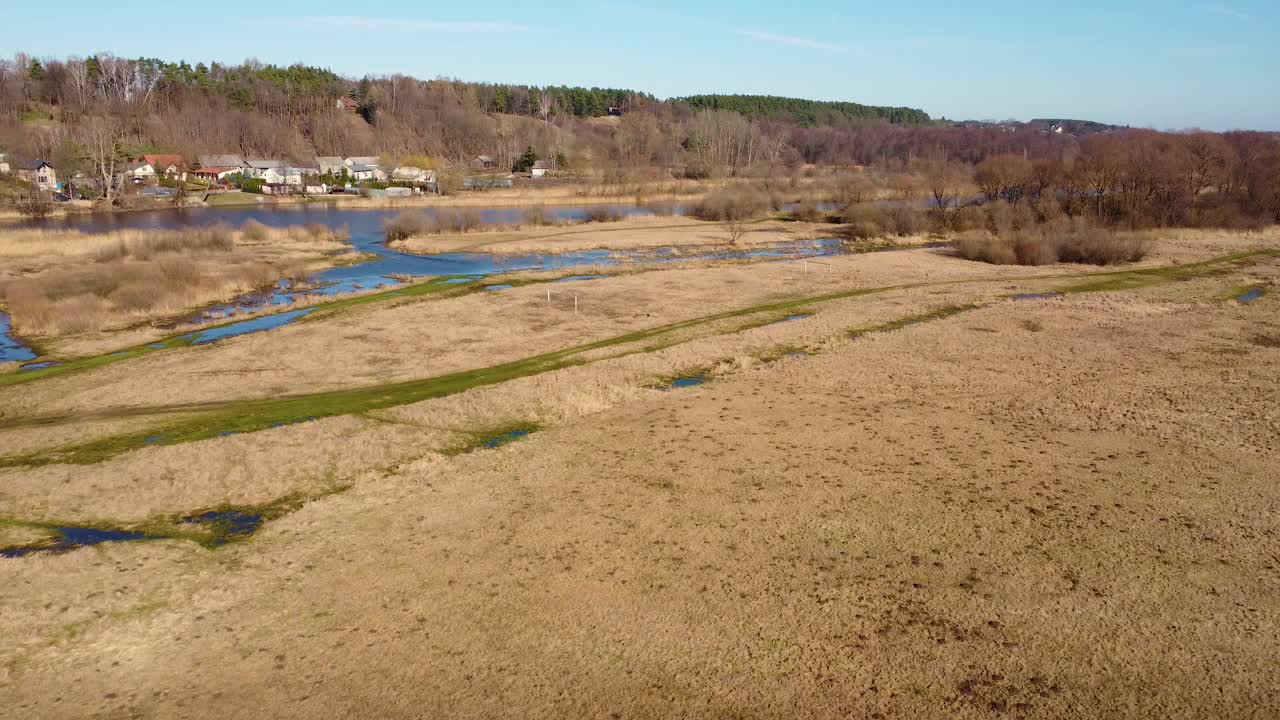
300,16,529,33
1208,5,1250,20
733,29,843,52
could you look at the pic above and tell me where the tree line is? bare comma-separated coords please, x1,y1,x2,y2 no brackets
1,52,1277,229
676,94,930,126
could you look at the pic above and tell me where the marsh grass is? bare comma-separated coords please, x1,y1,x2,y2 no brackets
0,223,348,338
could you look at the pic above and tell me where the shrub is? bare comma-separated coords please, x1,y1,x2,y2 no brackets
690,186,769,221
583,206,624,223
840,205,887,240
955,223,1151,266
241,219,270,242
641,199,678,216
790,200,825,223
384,212,430,241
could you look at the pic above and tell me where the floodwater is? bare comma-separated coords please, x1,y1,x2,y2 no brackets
663,375,707,389
184,510,264,546
16,203,850,348
1,312,37,363
0,526,148,558
182,308,316,345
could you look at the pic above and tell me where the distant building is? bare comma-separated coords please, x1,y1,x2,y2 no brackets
198,154,246,170
192,166,241,183
143,154,186,179
316,156,345,175
260,166,305,186
606,106,624,117
0,153,10,174
243,159,288,178
19,160,57,191
390,166,438,192
471,154,498,170
336,96,359,113
530,160,553,178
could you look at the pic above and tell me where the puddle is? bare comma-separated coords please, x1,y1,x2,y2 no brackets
184,510,264,546
440,277,475,285
1237,287,1264,303
658,375,707,390
485,283,514,291
143,435,171,444
554,274,608,283
765,313,812,326
182,308,315,344
1,312,38,364
269,416,317,429
1010,292,1064,301
0,526,149,558
147,342,167,349
480,428,532,449
19,360,60,371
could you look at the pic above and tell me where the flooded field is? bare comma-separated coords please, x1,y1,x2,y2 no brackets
1,220,1278,719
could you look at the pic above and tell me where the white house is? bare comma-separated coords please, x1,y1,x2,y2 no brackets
127,160,156,180
530,160,553,178
244,159,288,179
260,166,304,186
390,166,438,192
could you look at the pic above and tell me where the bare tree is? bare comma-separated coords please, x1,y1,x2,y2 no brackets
725,220,747,244
78,115,125,205
538,89,552,124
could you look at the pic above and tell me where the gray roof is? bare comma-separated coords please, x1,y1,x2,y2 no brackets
344,156,380,167
247,159,288,170
198,154,245,168
347,164,373,173
531,160,552,170
315,156,344,173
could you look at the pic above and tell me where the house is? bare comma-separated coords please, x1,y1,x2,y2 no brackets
198,154,246,170
344,156,381,169
260,166,304,186
471,154,498,170
346,163,376,181
143,154,186,179
0,153,10,174
316,156,345,175
336,96,359,113
244,159,288,178
530,160,553,178
127,159,156,181
390,166,438,192
191,166,241,183
607,106,624,117
19,161,57,191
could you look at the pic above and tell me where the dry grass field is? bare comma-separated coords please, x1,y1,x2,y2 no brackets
0,221,1277,719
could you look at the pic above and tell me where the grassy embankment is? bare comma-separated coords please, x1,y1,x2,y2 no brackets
3,249,1273,468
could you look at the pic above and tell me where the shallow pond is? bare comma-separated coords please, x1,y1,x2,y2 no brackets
1237,287,1264,303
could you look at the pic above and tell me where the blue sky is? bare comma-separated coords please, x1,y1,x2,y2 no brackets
6,1,1278,130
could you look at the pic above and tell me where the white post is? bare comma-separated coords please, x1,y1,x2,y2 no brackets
574,294,579,315
546,289,551,307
